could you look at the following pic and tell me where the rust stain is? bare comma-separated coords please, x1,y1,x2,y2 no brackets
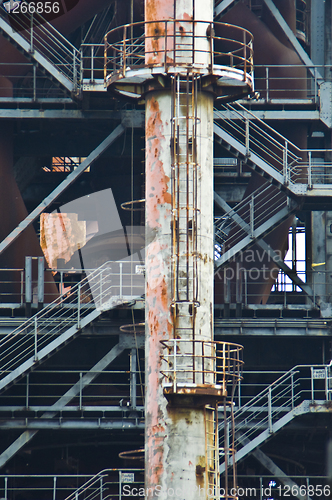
145,0,175,66
196,457,206,489
182,12,193,21
145,252,172,490
145,0,174,22
146,96,172,229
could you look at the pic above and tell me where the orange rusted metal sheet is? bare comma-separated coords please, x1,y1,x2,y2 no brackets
40,213,87,269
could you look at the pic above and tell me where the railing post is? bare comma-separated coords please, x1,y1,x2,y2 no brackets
225,418,229,469
30,14,34,53
33,63,37,102
308,151,312,189
122,25,127,77
34,316,38,362
4,477,7,500
38,256,44,309
119,470,122,500
283,141,289,184
245,117,250,156
310,367,314,401
130,348,137,409
25,256,32,316
291,372,294,409
119,262,123,298
99,269,103,308
91,45,94,82
60,271,64,298
268,387,273,433
266,67,269,101
209,21,213,69
73,49,77,93
325,366,330,401
20,270,24,307
164,20,168,72
77,283,81,329
79,372,83,410
53,476,57,500
100,475,103,500
238,378,241,409
250,194,254,239
104,37,107,85
80,46,84,88
26,373,29,408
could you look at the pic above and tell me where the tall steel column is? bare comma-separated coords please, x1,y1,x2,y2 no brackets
144,2,217,495
105,3,252,497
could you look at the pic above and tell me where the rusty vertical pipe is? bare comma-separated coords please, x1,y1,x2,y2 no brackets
144,0,215,497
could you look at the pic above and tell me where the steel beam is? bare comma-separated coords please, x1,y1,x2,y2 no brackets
0,108,320,121
0,341,125,468
214,0,238,19
0,124,125,258
0,405,144,413
215,108,320,122
215,318,331,336
0,420,145,430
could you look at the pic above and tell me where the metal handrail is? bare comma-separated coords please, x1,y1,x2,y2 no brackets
0,366,145,410
64,469,123,500
214,183,290,259
161,339,243,393
0,469,145,500
0,260,144,386
0,9,80,90
215,102,332,188
219,364,331,456
104,20,253,82
254,64,322,103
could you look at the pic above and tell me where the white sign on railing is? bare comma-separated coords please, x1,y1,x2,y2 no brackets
121,472,135,483
313,369,326,380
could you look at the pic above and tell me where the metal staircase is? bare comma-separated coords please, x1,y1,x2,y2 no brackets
219,364,332,473
214,102,332,197
214,182,298,266
0,260,143,393
63,468,145,500
0,9,80,93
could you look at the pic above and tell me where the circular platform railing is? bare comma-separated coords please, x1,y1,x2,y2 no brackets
160,339,243,397
104,20,253,88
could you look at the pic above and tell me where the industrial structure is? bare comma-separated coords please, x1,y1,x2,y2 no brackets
0,0,331,498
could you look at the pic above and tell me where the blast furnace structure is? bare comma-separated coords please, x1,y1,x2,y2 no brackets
105,0,252,496
0,1,331,499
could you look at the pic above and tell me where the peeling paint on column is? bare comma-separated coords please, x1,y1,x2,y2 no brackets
145,91,173,496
